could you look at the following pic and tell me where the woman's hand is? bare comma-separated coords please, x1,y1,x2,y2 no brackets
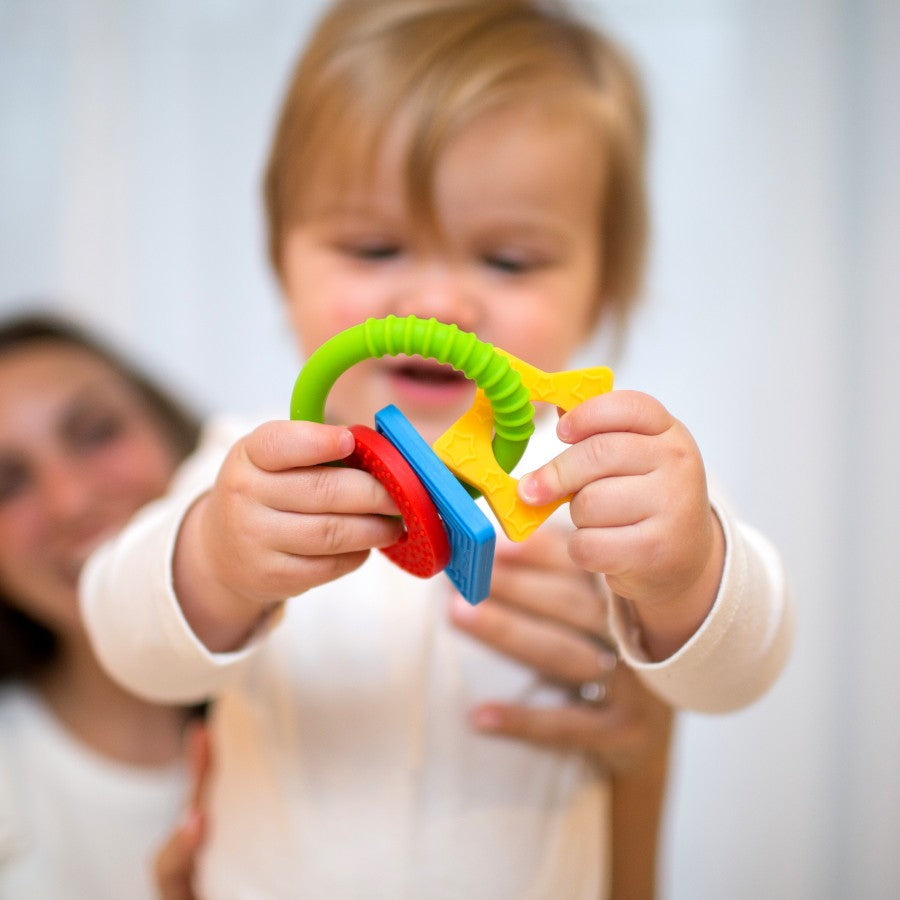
450,527,671,773
154,721,212,900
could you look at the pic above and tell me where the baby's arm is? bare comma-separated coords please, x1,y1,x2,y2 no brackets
173,420,400,652
517,390,792,711
81,417,400,701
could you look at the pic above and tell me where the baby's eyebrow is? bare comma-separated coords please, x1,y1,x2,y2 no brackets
309,199,398,219
470,219,572,249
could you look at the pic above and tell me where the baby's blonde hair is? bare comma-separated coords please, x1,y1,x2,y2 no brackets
264,0,648,328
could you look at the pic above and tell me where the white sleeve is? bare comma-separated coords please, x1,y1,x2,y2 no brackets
79,415,278,705
608,491,795,714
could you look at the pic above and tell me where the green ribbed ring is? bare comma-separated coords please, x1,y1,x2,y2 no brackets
290,315,534,475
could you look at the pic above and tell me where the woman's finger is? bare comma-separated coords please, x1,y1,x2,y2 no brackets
489,529,607,633
153,720,211,900
470,702,647,773
154,809,204,900
469,660,674,773
450,594,614,685
185,722,212,811
489,560,602,633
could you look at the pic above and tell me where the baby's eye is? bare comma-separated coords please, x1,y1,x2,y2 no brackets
483,253,532,275
343,242,401,261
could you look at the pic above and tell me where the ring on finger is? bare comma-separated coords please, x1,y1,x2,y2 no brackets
577,679,610,706
573,635,618,708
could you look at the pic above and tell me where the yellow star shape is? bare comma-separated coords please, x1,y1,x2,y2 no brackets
433,350,613,540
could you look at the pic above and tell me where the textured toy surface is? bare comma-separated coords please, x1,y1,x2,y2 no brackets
433,349,613,542
346,424,450,578
290,315,613,603
375,405,494,604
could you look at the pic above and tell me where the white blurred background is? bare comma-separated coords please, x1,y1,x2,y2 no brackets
2,1,898,897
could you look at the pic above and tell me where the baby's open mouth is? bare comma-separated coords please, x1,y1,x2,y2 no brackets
392,358,466,385
382,356,475,414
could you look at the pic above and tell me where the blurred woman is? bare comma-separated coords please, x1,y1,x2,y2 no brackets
0,312,202,899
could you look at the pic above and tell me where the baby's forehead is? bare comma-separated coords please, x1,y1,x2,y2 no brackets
299,86,601,207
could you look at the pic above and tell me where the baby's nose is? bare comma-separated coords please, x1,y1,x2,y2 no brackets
395,265,481,331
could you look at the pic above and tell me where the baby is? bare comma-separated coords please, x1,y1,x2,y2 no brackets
83,1,793,897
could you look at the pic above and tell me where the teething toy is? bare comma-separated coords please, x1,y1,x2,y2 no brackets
291,315,613,603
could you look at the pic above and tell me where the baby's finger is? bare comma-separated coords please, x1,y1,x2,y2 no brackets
517,431,653,506
254,466,401,518
567,474,655,530
243,420,355,472
557,390,673,444
263,508,404,558
566,521,659,577
261,547,374,598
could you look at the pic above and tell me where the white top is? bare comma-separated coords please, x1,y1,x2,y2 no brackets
81,414,794,899
0,684,187,900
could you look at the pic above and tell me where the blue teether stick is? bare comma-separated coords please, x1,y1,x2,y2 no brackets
374,405,495,604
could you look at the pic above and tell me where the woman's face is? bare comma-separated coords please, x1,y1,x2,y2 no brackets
0,341,179,639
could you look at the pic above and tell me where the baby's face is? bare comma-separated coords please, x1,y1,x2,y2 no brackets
281,99,605,444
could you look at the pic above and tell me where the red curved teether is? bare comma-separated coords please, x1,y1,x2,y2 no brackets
345,425,450,578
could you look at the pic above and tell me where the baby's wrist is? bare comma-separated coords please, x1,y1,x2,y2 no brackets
173,494,266,652
627,509,725,661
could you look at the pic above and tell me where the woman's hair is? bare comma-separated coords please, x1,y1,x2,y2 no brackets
0,312,202,682
264,0,648,329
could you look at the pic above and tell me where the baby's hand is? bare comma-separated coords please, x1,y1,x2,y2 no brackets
517,391,725,660
174,420,402,651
